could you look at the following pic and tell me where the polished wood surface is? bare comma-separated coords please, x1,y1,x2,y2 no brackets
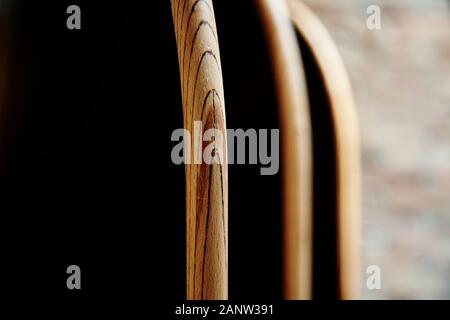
256,0,313,300
171,0,228,300
288,0,361,299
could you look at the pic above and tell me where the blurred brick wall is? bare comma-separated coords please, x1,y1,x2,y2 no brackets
304,0,450,299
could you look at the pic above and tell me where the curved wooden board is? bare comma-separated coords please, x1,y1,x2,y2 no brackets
256,0,313,300
288,0,361,299
171,0,228,300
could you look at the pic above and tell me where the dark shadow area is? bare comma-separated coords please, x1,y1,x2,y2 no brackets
1,0,282,302
297,32,339,300
215,0,282,300
1,0,185,301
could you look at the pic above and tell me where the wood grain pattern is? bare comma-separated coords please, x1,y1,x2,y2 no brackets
171,0,228,300
288,0,361,299
256,0,313,300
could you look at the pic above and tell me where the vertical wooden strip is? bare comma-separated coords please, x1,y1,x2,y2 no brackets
288,0,361,299
170,0,228,300
256,0,313,299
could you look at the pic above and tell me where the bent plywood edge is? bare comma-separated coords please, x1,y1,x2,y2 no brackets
288,0,361,299
171,0,228,300
255,0,313,300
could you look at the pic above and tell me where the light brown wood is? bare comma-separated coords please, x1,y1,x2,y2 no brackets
256,0,313,300
171,0,228,300
288,0,361,299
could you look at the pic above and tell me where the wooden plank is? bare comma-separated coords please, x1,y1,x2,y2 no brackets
170,0,228,300
288,0,361,299
256,0,313,300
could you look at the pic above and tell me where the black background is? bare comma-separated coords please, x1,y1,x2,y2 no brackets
1,0,283,302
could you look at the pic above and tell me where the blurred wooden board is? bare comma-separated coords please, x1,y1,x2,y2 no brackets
288,0,361,300
256,0,313,300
